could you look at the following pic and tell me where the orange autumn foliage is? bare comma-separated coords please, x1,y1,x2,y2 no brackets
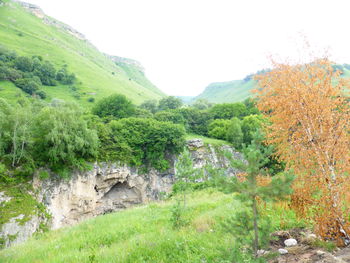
254,58,350,245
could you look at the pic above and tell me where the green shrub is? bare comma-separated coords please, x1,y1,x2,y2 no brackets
32,102,98,172
177,108,212,135
92,94,135,120
208,119,230,140
226,117,243,149
104,117,186,170
158,96,182,111
209,102,247,119
154,110,186,125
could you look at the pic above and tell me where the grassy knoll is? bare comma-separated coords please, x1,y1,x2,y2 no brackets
0,190,304,263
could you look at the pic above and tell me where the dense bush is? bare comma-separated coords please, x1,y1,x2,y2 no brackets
154,110,186,125
158,96,183,111
241,115,263,145
32,102,98,171
140,99,158,113
208,119,231,140
176,108,211,135
209,102,247,119
92,94,136,120
103,118,186,170
226,117,243,149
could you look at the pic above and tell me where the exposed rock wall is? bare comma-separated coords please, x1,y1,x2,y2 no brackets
0,139,243,247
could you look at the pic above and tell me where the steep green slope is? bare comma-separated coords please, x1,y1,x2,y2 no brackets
195,79,256,103
0,0,165,106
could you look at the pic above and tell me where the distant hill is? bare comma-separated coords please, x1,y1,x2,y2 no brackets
194,79,256,103
177,96,195,103
0,0,165,106
195,65,350,103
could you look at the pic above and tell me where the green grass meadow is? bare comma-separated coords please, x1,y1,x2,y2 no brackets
0,190,304,263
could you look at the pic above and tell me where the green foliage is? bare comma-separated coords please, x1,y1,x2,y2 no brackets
209,102,247,119
226,117,243,149
311,239,337,252
192,99,213,110
101,118,186,170
241,114,264,145
158,96,183,111
154,110,186,125
0,47,76,98
92,93,135,120
177,108,211,136
170,199,188,229
0,98,39,168
208,119,230,140
32,102,98,172
140,99,158,113
0,173,42,229
243,98,260,115
217,131,294,255
14,56,33,72
0,188,303,262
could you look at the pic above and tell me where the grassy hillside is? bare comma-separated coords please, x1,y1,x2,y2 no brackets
0,0,165,106
195,65,350,104
0,190,301,263
194,79,256,104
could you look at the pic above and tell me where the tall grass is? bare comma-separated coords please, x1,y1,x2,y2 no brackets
0,189,305,263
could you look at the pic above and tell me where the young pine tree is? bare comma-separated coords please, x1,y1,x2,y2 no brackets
171,149,201,228
220,131,294,257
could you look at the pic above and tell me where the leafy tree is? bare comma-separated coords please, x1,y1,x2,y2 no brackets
34,61,56,86
140,99,158,113
226,117,243,149
175,149,200,207
208,119,230,140
192,99,213,110
0,47,17,62
106,118,186,170
243,98,260,115
241,115,263,145
14,78,40,95
158,96,183,111
0,99,41,168
154,110,186,125
209,102,247,120
33,102,98,172
14,56,33,72
171,149,201,229
220,132,294,256
256,58,350,243
133,108,153,118
92,94,136,120
176,108,212,135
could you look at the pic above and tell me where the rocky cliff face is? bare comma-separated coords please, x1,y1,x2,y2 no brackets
0,139,243,247
12,0,87,40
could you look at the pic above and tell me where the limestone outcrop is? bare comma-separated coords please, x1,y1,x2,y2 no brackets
0,139,243,247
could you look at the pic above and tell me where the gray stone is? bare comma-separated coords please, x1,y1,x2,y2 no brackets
278,248,288,255
284,238,298,247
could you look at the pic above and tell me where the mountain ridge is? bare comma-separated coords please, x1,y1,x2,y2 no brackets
0,0,165,106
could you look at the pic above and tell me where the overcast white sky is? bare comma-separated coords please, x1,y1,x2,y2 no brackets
26,0,350,96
